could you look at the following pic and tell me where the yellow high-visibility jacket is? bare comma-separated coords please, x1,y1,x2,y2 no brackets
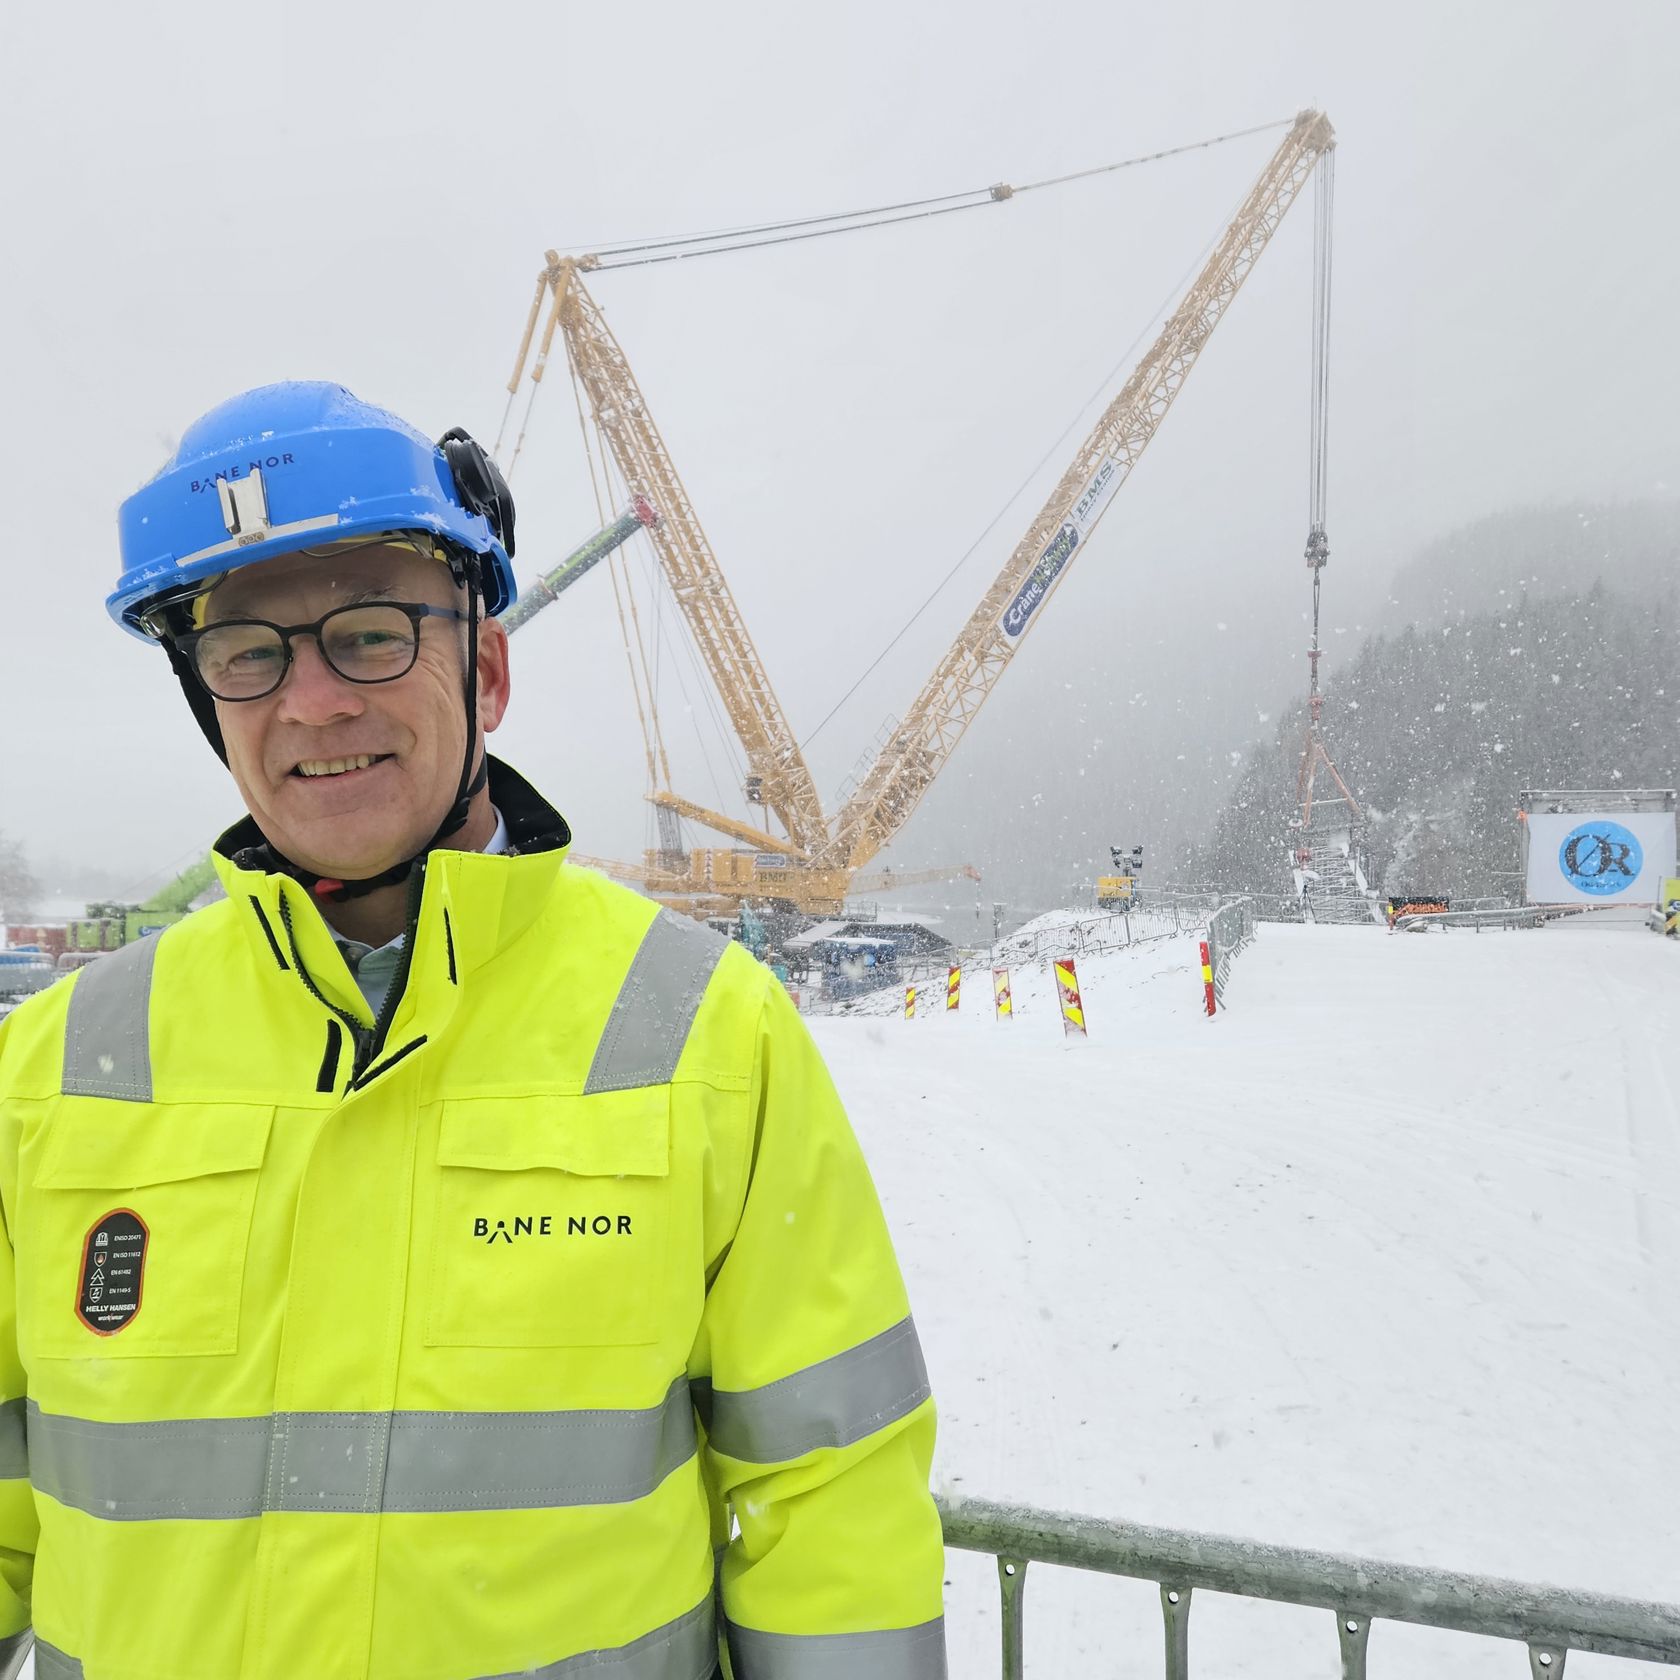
0,763,945,1680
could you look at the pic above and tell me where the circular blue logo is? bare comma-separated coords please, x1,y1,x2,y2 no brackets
1558,820,1643,896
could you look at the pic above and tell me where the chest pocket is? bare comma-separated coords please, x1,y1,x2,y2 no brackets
426,1091,674,1349
22,1101,274,1361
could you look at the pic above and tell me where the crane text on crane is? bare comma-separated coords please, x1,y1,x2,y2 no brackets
1001,456,1124,639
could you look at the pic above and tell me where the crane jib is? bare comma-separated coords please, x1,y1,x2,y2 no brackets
1001,453,1126,638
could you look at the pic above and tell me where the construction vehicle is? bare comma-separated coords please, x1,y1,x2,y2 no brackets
69,855,219,952
500,111,1336,918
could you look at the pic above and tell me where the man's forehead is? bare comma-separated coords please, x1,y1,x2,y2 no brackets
204,540,451,619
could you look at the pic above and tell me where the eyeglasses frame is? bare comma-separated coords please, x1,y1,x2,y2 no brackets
175,601,470,702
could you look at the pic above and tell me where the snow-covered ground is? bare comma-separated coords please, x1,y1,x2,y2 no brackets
818,921,1680,1678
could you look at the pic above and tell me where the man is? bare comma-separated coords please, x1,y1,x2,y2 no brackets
0,383,946,1679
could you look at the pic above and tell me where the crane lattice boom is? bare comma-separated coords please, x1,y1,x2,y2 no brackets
536,257,830,857
816,110,1336,874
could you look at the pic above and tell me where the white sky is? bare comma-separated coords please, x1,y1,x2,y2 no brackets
2,0,1676,904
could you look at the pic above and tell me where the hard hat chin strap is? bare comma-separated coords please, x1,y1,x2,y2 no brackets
178,555,490,905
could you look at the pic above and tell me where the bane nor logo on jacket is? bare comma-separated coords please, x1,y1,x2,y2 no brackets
473,1214,634,1244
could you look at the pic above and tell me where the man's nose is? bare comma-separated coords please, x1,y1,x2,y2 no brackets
274,634,364,724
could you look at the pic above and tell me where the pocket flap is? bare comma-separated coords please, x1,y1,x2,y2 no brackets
36,1101,275,1190
437,1090,670,1177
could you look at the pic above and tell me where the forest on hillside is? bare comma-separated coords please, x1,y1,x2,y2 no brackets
1191,577,1680,901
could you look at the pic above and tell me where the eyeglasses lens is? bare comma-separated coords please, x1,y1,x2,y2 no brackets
193,605,421,699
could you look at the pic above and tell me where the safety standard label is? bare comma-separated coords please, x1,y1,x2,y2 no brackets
77,1209,148,1335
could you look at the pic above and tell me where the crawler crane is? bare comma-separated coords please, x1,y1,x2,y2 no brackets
501,111,1337,916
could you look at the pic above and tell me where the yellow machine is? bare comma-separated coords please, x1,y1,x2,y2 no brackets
501,113,1337,917
1096,876,1135,909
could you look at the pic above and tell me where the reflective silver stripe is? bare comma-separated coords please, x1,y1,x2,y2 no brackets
29,1405,269,1519
26,1606,714,1680
0,1629,34,1680
706,1318,931,1465
0,1398,27,1480
32,1639,77,1680
585,910,729,1094
727,1617,946,1680
479,1598,714,1680
60,933,162,1102
28,1379,695,1521
174,510,339,569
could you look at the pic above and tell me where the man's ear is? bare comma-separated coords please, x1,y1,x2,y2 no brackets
476,618,512,734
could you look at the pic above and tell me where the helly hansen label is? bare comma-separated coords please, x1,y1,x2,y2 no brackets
78,1209,148,1335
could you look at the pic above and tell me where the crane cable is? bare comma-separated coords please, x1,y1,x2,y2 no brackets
574,117,1296,271
1304,149,1334,707
801,178,1253,750
604,446,749,822
563,342,667,796
501,118,1296,471
1309,149,1334,535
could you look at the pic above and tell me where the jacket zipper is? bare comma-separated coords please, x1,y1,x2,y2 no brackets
276,862,429,1088
279,895,373,1077
358,863,428,1080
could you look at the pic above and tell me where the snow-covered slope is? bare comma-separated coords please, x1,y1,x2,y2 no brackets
817,922,1680,1678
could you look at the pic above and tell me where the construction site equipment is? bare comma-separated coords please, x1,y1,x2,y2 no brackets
501,497,658,632
69,855,218,952
939,1493,1680,1678
503,111,1337,916
1097,844,1143,909
1294,826,1379,927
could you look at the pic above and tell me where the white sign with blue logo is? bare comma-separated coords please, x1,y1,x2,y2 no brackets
1524,810,1677,903
1000,454,1127,639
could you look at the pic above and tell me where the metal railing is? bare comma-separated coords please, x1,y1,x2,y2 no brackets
939,1494,1680,1677
1392,906,1550,932
1204,898,1256,1004
994,896,1218,968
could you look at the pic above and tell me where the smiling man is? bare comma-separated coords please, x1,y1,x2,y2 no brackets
0,383,946,1680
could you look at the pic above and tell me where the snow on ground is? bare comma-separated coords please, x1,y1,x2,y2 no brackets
817,921,1680,1678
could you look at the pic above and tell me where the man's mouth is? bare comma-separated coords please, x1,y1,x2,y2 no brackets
291,753,394,779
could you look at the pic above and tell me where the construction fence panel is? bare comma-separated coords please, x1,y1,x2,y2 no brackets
940,1493,1680,1680
996,896,1218,969
1204,898,1256,1007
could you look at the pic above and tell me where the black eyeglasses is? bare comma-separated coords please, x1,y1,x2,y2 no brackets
176,602,469,702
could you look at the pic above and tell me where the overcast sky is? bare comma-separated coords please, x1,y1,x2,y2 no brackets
2,0,1676,905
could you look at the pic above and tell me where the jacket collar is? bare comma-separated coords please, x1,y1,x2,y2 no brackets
212,758,573,1023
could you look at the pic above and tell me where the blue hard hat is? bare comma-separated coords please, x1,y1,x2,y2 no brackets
111,381,517,640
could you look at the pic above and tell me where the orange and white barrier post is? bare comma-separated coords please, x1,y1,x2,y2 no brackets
904,985,916,1019
1199,940,1216,1016
946,966,961,1012
992,966,1013,1020
1054,957,1086,1038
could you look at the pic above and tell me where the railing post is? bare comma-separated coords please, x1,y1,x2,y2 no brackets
1529,1644,1568,1677
1161,1583,1192,1679
999,1556,1027,1680
1337,1610,1371,1679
